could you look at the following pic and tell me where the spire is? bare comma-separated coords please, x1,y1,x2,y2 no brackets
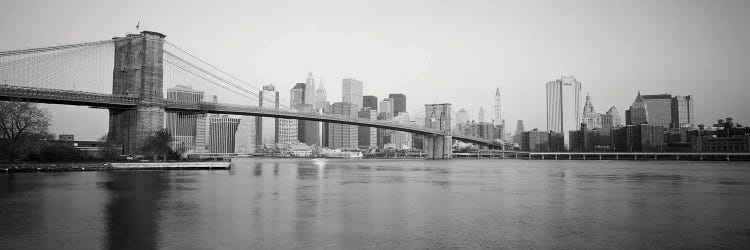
634,90,645,103
495,86,500,96
317,78,325,90
583,93,595,114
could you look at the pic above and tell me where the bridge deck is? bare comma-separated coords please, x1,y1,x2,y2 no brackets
0,85,493,145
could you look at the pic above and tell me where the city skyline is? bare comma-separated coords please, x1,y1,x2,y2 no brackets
1,0,749,140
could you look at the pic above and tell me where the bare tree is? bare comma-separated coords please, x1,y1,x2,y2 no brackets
0,101,51,161
142,129,172,162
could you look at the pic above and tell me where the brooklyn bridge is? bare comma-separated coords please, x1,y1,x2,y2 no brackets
0,31,496,158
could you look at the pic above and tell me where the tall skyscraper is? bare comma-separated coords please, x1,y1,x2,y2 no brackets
379,98,394,119
363,95,378,111
329,102,359,149
478,107,485,123
388,93,406,116
342,78,363,108
494,87,502,125
627,91,648,125
210,115,240,153
165,85,204,153
671,95,694,128
304,72,317,106
315,80,329,110
358,108,378,148
277,118,299,144
456,108,470,125
642,94,672,127
546,75,582,149
234,116,256,153
257,84,279,145
291,82,319,145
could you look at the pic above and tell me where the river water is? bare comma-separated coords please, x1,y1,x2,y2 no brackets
1,159,749,249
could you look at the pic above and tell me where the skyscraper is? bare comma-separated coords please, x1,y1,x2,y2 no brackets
494,86,501,125
672,95,694,128
358,108,378,148
456,108,470,125
478,107,485,123
379,98,394,119
627,91,648,125
342,78,363,108
315,80,329,110
291,82,319,145
304,72,317,106
234,116,256,153
329,102,359,149
165,85,204,153
210,115,240,153
363,95,378,111
546,75,582,149
642,94,672,127
388,93,406,116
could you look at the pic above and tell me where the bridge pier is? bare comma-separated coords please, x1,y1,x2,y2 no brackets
424,135,452,159
108,31,167,155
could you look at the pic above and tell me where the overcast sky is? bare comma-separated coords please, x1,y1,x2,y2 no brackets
2,0,749,140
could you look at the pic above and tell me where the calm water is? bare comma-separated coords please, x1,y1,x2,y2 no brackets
2,159,750,249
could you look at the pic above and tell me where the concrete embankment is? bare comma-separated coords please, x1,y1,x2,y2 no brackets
2,162,231,172
111,162,230,170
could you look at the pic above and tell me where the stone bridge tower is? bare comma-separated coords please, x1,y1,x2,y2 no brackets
108,31,166,155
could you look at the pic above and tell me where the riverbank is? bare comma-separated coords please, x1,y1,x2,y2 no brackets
1,162,231,173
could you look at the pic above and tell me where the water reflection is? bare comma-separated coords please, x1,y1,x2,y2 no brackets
103,172,167,250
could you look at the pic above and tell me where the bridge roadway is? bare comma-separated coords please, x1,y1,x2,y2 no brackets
0,85,494,145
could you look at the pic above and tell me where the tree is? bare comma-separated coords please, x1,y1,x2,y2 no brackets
142,128,172,162
0,101,51,161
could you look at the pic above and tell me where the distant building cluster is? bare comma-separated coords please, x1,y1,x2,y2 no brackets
508,75,748,153
145,73,750,155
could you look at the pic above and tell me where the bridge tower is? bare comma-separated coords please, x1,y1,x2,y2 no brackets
108,31,167,154
424,103,453,159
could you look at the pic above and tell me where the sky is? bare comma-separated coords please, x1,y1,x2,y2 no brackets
1,0,749,140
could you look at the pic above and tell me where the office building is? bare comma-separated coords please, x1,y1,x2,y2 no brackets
329,102,359,149
234,116,256,153
379,98,394,118
642,94,672,127
456,108,470,125
478,107,485,123
210,115,240,153
342,78,363,108
166,85,204,152
363,95,378,111
494,86,502,125
388,93,406,116
672,95,694,129
520,129,549,152
291,82,320,145
358,108,378,149
546,76,582,149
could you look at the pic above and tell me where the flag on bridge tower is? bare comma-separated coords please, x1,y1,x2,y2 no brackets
136,21,140,31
